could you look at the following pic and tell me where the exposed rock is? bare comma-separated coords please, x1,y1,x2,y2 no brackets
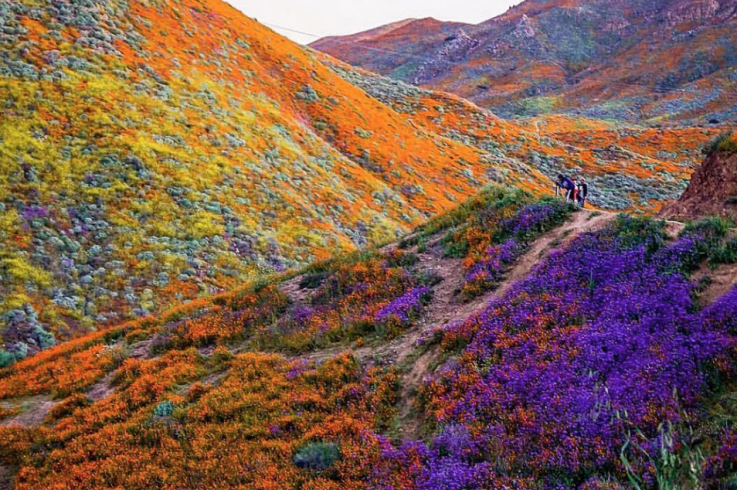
514,14,536,38
661,0,720,26
660,145,737,220
413,29,480,84
0,395,58,428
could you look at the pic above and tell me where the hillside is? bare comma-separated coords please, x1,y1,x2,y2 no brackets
661,131,737,220
2,0,721,361
2,187,737,489
312,0,737,123
0,0,548,357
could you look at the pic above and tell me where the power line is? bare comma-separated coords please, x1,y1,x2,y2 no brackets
261,22,322,41
261,21,695,95
262,21,436,63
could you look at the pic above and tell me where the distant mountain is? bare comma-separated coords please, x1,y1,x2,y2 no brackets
312,0,737,123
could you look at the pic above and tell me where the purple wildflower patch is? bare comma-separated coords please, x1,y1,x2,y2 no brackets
375,286,431,325
417,219,736,487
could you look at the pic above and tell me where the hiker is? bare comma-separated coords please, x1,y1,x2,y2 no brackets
577,178,589,208
556,174,576,202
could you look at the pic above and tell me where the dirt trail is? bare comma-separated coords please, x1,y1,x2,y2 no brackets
696,262,737,306
130,339,154,359
0,395,57,428
84,339,156,404
393,210,618,439
279,276,313,306
288,210,618,440
0,464,10,490
497,211,616,298
86,372,117,403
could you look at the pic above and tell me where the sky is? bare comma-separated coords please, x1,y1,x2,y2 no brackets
231,1,524,44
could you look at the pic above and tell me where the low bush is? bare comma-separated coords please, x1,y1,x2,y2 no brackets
153,400,175,418
705,132,737,155
710,238,737,267
293,441,341,471
46,393,91,422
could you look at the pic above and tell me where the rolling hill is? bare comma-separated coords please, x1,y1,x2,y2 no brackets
1,0,719,359
312,0,737,123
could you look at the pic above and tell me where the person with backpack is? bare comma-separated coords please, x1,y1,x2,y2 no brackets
577,178,589,208
556,174,576,202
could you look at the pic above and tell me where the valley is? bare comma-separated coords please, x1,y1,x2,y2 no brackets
0,0,736,488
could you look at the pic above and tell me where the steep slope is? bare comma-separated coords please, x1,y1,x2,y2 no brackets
0,0,559,357
2,0,719,360
1,188,737,489
312,0,737,123
661,131,737,220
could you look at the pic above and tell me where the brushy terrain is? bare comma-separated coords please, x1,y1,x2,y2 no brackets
1,186,737,489
0,0,718,362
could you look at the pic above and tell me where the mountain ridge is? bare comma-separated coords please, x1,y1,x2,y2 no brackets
312,0,737,123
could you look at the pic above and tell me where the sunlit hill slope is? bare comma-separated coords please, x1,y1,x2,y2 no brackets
1,0,719,357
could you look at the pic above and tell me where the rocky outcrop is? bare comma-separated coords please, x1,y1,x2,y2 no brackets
413,30,480,84
514,14,536,38
661,144,737,221
661,0,720,26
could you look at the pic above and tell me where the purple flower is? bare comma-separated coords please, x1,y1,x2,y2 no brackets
21,205,50,222
423,220,735,485
375,286,431,325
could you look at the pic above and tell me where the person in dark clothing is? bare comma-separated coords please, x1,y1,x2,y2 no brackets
577,178,589,208
556,174,576,202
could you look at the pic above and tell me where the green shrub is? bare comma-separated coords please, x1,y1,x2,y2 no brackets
419,270,444,288
415,185,531,239
298,273,328,290
208,346,234,371
611,215,667,254
710,238,737,267
442,230,470,258
103,328,126,345
385,250,418,268
153,400,175,418
704,132,737,155
0,350,15,369
684,217,732,241
293,441,341,471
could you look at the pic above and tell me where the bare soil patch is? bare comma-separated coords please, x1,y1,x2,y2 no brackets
0,395,57,428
